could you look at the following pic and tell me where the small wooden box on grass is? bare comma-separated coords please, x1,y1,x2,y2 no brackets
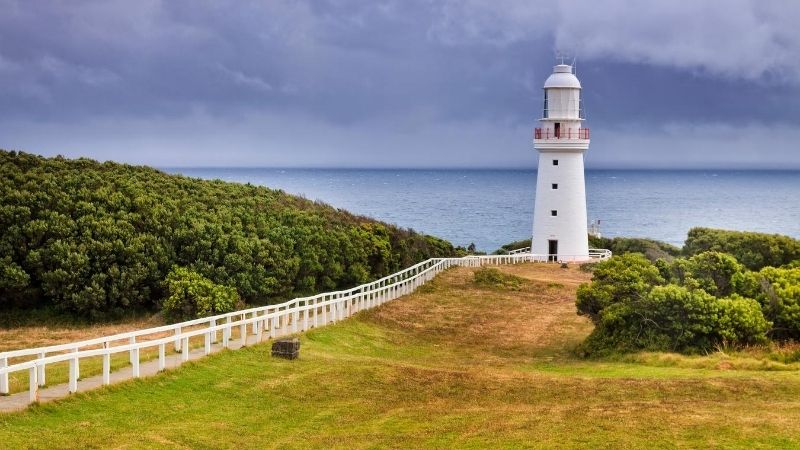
271,338,300,360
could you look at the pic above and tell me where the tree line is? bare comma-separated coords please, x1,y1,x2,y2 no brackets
0,150,463,321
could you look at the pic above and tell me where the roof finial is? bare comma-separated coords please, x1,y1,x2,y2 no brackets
555,51,570,66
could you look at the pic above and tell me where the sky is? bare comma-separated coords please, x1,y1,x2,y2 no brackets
1,0,799,169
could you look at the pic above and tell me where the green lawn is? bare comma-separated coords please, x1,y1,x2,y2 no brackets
2,264,800,449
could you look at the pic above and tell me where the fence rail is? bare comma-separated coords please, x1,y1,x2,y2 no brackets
0,249,610,406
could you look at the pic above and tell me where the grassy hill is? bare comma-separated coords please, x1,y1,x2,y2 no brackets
2,263,798,448
0,150,461,321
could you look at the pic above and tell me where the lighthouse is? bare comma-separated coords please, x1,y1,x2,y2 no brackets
531,62,590,261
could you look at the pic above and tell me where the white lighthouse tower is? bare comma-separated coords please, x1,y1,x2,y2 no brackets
531,61,591,261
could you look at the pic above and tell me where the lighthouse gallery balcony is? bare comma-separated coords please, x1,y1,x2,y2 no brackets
533,127,589,140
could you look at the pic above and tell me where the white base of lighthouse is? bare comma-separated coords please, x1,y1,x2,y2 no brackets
531,150,590,261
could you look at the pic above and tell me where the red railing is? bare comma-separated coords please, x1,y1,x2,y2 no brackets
534,128,589,140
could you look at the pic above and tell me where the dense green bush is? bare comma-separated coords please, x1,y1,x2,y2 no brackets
584,286,765,353
684,227,800,270
578,254,771,354
163,267,240,322
576,253,664,322
682,251,757,298
473,268,525,290
757,267,800,340
0,150,462,319
716,295,772,345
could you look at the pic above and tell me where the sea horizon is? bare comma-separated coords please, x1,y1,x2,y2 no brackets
162,167,800,253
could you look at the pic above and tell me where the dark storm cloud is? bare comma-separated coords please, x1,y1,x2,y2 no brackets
1,0,799,168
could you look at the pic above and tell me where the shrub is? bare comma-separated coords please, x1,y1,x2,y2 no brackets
581,285,769,354
716,295,771,345
589,235,681,262
758,267,800,340
162,267,240,322
576,253,664,323
473,268,525,290
685,251,746,298
684,228,800,270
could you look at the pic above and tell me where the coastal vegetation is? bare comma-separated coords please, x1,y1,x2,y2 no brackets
2,264,799,448
503,228,799,268
0,150,461,322
588,235,681,261
577,253,772,354
500,228,800,355
683,227,800,270
496,235,682,261
577,249,800,354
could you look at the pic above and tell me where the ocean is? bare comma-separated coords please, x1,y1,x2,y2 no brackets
164,168,800,253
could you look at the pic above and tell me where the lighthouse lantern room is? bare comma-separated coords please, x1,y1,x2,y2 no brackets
531,62,590,261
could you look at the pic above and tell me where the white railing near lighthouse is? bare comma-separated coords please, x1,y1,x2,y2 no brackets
0,248,611,408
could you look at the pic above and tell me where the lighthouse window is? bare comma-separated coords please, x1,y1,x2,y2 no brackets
551,210,558,216
552,159,559,166
543,91,548,118
552,183,558,190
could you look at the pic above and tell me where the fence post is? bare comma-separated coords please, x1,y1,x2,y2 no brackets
72,348,80,380
181,338,190,362
69,357,78,393
312,300,319,328
174,326,182,352
205,332,212,355
267,315,274,339
0,356,7,395
210,318,217,343
132,348,140,378
223,318,231,348
103,353,111,385
28,366,38,404
129,336,136,365
158,344,166,371
37,352,46,387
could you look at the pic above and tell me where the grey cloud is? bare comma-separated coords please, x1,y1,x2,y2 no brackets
433,0,800,84
0,0,799,168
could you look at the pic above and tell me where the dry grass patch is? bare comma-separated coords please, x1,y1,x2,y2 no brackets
367,264,593,362
2,262,800,448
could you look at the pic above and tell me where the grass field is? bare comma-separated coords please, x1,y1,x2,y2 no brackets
2,263,800,449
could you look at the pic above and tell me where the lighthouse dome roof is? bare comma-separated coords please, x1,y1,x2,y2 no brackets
543,64,581,89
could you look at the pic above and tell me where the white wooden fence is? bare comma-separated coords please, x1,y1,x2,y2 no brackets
0,249,610,406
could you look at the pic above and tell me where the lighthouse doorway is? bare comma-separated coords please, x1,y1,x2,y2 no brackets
548,240,558,261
